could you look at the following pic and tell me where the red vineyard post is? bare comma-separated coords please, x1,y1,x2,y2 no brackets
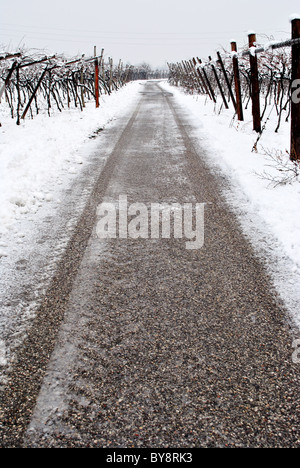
290,17,300,161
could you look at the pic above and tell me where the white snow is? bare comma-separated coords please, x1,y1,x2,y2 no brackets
264,41,276,51
0,83,141,239
289,13,300,22
160,81,300,329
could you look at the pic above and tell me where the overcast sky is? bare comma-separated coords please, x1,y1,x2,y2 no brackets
1,0,300,68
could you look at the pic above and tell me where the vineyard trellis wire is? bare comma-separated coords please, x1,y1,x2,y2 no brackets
167,16,300,161
0,47,164,127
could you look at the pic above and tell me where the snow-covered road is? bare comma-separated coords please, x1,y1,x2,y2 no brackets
0,81,299,448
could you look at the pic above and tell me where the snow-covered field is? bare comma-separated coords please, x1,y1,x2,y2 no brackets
160,81,300,329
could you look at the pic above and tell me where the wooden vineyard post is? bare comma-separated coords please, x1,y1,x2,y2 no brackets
217,51,236,110
94,46,99,108
231,41,244,121
248,32,261,133
186,60,196,93
209,56,229,109
193,57,212,99
117,59,122,87
80,66,85,108
181,61,189,90
187,60,198,93
16,65,21,125
109,58,113,93
179,63,185,86
66,71,71,108
290,17,300,160
21,67,49,121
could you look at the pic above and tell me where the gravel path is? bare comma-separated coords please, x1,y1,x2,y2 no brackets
1,81,299,448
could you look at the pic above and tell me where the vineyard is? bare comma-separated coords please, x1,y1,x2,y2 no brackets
168,44,291,132
0,47,163,126
167,17,300,161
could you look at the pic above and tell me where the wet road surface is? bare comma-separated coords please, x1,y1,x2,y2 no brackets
1,81,299,448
